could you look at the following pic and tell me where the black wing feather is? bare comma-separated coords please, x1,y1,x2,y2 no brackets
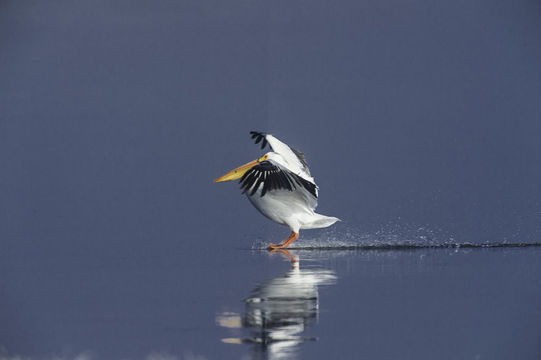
249,131,270,150
239,160,317,198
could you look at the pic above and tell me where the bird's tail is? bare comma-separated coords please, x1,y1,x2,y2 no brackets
301,213,341,230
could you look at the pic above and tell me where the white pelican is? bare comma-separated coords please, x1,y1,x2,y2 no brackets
214,131,340,249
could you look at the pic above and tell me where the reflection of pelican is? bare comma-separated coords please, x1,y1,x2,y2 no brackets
217,250,336,360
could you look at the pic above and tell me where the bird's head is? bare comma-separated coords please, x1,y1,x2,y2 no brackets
214,153,269,182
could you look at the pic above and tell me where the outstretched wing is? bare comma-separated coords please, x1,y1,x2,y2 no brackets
249,131,312,179
239,160,318,198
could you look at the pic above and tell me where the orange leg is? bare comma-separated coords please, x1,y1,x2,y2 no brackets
268,231,299,249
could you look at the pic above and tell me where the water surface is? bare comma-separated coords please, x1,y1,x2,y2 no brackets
1,241,540,360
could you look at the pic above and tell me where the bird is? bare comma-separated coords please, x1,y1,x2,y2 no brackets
214,131,340,249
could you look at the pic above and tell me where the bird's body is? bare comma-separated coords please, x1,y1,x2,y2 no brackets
214,131,339,248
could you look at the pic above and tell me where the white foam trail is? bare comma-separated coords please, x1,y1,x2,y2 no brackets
251,221,457,250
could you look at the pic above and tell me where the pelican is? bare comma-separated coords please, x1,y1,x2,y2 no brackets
214,131,340,249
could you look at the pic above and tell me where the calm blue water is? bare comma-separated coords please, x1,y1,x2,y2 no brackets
1,1,541,359
1,243,541,360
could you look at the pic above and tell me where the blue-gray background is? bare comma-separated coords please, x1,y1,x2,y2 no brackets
1,1,540,359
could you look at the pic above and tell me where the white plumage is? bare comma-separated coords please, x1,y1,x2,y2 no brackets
215,131,339,248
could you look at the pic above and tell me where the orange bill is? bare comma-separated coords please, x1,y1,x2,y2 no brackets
214,159,259,182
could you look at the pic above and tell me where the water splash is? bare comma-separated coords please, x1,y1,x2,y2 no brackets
251,221,541,250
